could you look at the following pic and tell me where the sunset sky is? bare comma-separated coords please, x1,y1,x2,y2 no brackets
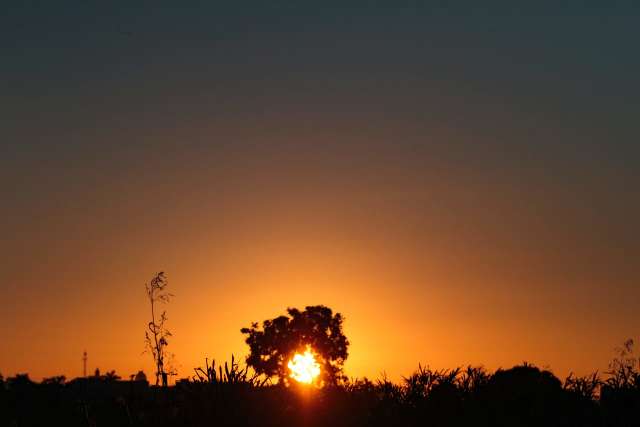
1,2,639,382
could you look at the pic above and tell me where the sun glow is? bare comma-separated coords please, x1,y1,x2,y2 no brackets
287,345,321,384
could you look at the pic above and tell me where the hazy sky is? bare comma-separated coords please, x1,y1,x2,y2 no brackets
1,2,639,382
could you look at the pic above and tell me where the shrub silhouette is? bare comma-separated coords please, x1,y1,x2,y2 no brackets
192,354,267,387
42,375,66,386
600,339,640,425
144,272,174,387
241,305,349,385
3,332,640,427
480,364,566,426
563,371,601,400
3,357,640,427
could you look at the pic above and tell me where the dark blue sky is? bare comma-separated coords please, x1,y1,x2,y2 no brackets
3,2,639,159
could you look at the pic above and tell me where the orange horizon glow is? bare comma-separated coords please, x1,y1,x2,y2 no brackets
3,0,640,390
2,97,638,386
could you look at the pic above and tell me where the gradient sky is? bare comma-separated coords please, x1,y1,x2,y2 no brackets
1,2,639,382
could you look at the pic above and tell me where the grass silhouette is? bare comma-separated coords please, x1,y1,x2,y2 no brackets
2,347,640,427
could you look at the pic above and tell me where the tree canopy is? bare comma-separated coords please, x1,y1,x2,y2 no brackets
240,305,349,385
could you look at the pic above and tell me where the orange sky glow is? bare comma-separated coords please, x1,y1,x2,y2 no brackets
2,123,637,383
2,4,639,385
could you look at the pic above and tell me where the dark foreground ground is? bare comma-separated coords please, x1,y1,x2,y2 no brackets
2,364,639,427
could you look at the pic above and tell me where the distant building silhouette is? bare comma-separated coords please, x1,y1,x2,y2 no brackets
134,370,147,382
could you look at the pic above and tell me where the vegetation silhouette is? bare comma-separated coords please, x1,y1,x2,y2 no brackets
3,347,640,427
144,272,174,387
3,289,640,427
192,354,268,387
241,305,349,385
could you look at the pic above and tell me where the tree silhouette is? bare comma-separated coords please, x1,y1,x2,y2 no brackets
41,376,66,386
483,364,566,425
104,370,120,381
144,272,174,387
7,374,34,389
241,305,349,385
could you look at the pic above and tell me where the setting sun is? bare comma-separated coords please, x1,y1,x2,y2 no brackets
287,345,321,384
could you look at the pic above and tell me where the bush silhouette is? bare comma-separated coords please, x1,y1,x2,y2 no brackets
3,358,640,427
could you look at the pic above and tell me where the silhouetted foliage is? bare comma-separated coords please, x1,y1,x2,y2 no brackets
482,364,566,426
564,371,601,400
600,339,640,425
104,370,121,381
605,339,639,390
88,369,123,382
13,314,640,427
192,354,268,387
42,375,66,385
7,373,34,389
3,354,640,427
144,271,175,387
241,305,349,385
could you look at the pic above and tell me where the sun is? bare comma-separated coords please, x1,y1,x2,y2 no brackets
288,345,321,384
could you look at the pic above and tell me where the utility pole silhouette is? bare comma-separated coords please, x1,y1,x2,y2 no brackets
83,351,87,377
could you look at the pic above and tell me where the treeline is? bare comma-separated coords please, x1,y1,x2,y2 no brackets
1,351,639,427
